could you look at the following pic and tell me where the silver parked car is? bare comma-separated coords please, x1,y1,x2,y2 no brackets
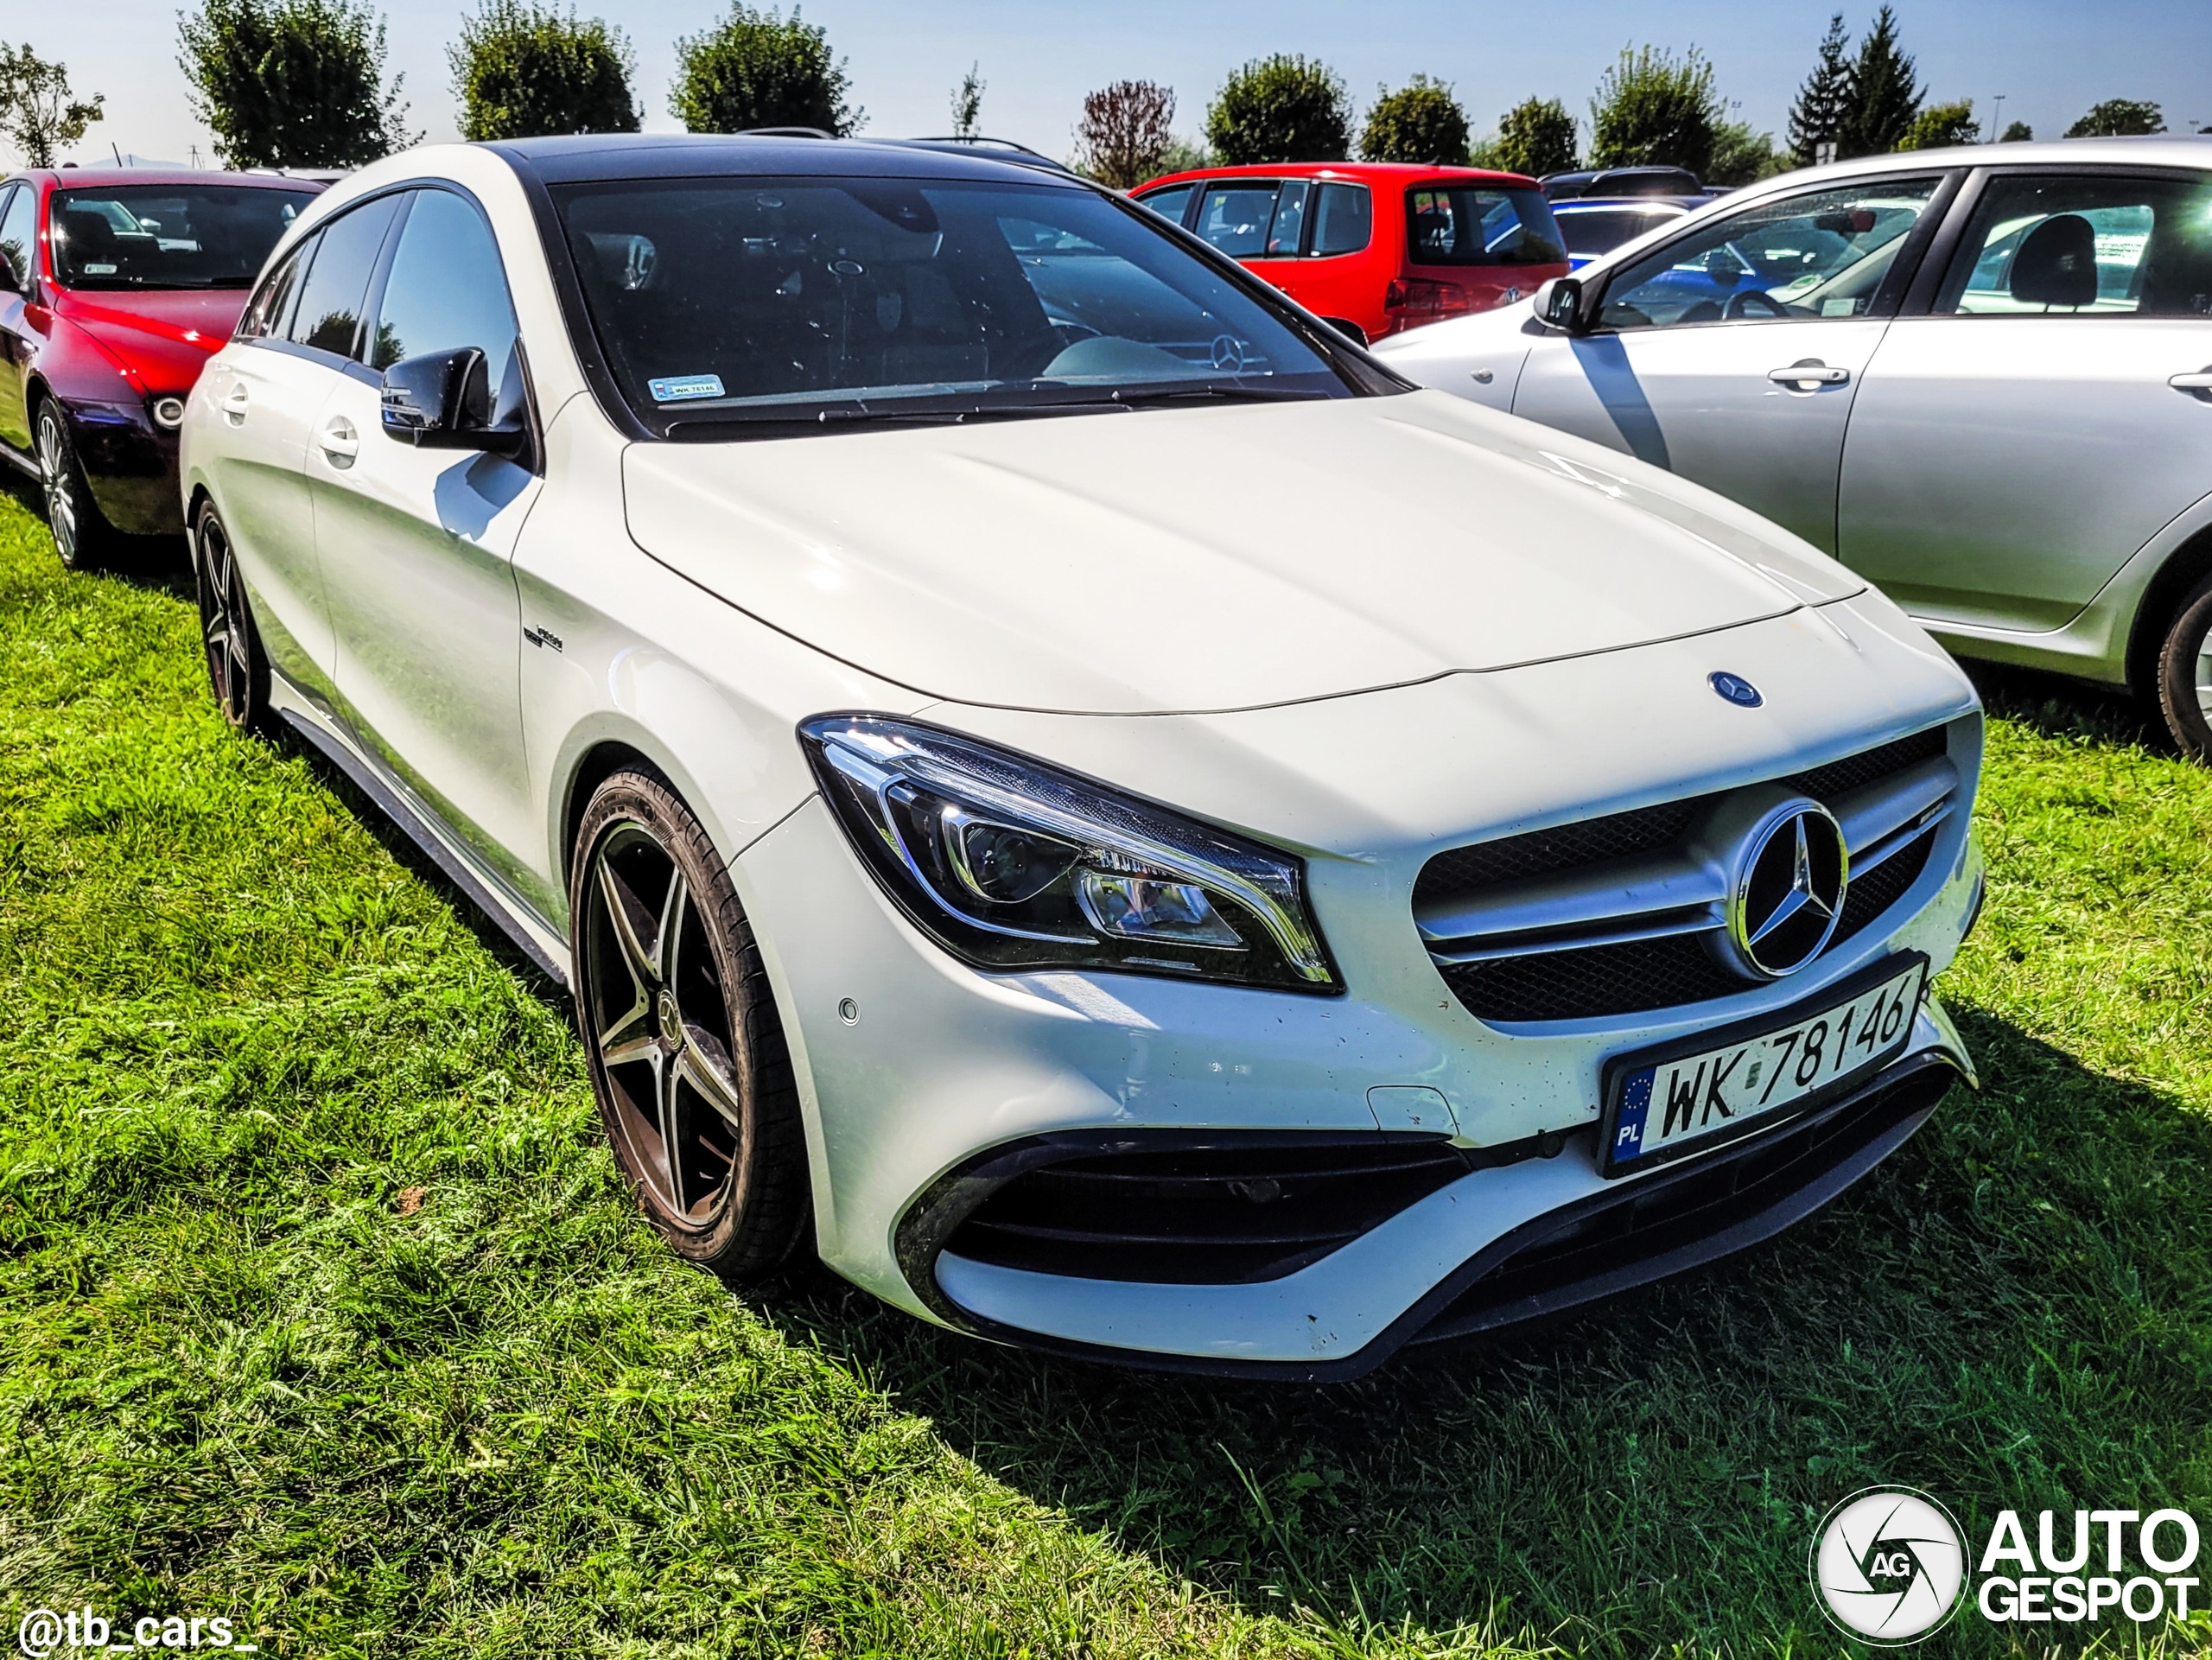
1378,138,2212,757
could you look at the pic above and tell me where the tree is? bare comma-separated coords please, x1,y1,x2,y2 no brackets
1490,96,1578,176
2065,99,2164,137
1154,134,1211,175
1588,44,1721,178
1786,12,1851,165
177,0,415,168
1836,5,1920,158
950,61,983,138
1999,119,2033,142
1708,120,1785,185
670,4,859,136
1205,55,1349,165
1359,74,1468,165
1895,99,1976,151
448,1,635,141
1073,79,1173,188
0,43,103,167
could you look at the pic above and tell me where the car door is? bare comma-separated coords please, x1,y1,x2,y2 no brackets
308,186,541,887
0,183,37,450
1298,180,1376,332
1840,167,2212,631
1192,178,1297,302
1512,174,1951,552
207,195,403,696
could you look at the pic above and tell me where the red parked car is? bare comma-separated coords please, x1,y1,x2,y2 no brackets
1131,161,1569,342
0,167,322,568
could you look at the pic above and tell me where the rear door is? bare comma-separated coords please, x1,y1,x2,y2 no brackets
1840,167,2212,630
202,194,404,694
1192,178,1299,302
1513,174,1950,552
1297,181,1378,334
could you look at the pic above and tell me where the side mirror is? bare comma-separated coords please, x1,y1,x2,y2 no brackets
0,250,22,296
381,346,527,455
1540,276,1586,333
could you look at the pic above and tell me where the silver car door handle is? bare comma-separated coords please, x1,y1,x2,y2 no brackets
1768,363,1850,385
219,385,251,423
318,418,359,461
2169,372,2212,391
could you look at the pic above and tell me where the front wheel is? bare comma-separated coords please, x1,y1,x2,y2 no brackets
570,766,810,1282
2156,571,2212,761
35,401,119,571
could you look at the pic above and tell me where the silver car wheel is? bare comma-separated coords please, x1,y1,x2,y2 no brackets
35,406,78,567
582,821,748,1224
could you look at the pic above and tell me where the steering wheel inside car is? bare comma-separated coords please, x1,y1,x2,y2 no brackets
1724,289,1791,320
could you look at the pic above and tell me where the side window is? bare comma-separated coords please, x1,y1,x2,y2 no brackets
237,234,311,340
1935,174,2212,318
285,194,403,359
370,189,520,391
1134,184,1192,225
1195,182,1281,258
0,186,36,287
1596,177,1941,329
1264,180,1310,257
1310,183,1372,257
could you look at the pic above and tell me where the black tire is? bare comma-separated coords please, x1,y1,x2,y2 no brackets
2157,572,2212,761
35,398,120,571
570,766,810,1282
192,500,271,735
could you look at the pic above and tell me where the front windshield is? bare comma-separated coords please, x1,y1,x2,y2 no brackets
553,175,1357,431
52,185,317,290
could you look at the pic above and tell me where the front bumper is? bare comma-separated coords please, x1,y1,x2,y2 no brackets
729,601,1985,1372
65,398,182,537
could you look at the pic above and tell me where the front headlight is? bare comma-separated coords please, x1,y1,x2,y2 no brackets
800,715,1339,993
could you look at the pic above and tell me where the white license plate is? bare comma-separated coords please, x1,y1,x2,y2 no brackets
1602,957,1927,1176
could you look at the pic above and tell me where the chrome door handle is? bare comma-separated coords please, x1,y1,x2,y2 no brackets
2169,372,2212,391
219,385,250,423
1768,362,1851,386
318,418,359,461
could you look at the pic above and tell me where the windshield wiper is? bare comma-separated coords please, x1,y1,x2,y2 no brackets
1104,382,1332,407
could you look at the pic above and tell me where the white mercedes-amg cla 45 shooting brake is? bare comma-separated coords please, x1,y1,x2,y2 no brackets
180,136,1986,1378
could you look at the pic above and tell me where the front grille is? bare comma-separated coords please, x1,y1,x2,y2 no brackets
1416,724,1961,1024
944,1135,1471,1285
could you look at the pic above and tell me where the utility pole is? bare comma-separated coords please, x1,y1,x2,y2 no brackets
1987,94,2005,142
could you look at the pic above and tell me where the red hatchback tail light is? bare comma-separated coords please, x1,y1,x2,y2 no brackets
1383,277,1480,329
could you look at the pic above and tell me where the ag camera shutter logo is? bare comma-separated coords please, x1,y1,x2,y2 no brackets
1811,1487,1968,1644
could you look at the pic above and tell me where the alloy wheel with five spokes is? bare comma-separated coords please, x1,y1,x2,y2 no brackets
572,769,808,1278
193,503,266,733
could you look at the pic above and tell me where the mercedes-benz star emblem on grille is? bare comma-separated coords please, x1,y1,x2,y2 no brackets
1724,799,1849,979
1709,671,1764,708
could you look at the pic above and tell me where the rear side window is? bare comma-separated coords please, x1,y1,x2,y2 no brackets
1407,185,1566,267
1194,182,1282,258
1135,184,1192,225
370,188,519,390
237,234,312,340
285,194,403,360
1311,183,1372,256
1936,173,2212,317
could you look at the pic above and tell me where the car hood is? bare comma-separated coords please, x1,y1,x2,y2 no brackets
54,288,241,392
620,388,1865,716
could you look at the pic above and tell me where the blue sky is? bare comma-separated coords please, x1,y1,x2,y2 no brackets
32,0,2212,168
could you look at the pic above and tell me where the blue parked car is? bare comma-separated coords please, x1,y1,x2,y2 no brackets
1551,197,1695,270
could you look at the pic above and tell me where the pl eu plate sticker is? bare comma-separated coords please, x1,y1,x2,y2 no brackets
648,374,726,403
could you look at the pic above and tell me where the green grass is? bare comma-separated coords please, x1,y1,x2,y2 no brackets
2,486,2210,1657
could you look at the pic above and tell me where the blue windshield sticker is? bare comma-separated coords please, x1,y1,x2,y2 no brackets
648,374,726,403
